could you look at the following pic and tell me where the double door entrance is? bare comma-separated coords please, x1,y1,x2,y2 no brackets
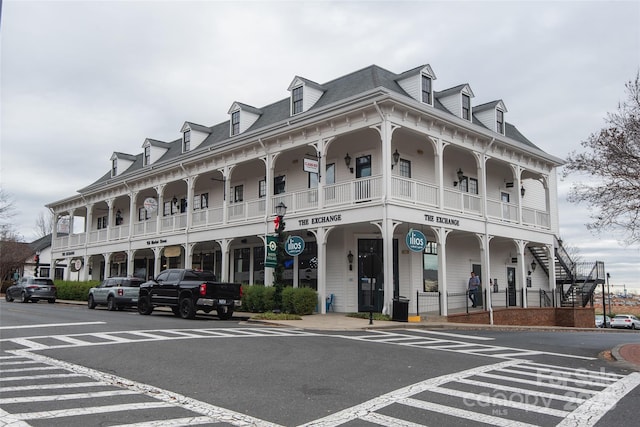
357,239,398,312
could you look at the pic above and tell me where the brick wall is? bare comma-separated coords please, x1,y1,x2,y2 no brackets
448,307,595,327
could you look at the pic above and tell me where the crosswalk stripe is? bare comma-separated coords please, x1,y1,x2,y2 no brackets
11,402,173,420
398,397,539,427
0,373,86,381
0,382,108,392
360,411,427,426
110,416,221,426
0,390,138,404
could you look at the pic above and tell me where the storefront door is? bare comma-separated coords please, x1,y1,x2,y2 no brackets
357,239,398,312
507,267,517,306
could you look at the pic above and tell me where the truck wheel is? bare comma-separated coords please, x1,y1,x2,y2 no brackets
171,306,181,316
21,292,29,303
107,296,117,311
138,296,153,315
179,297,196,319
217,307,233,320
48,299,56,304
5,293,13,302
88,295,96,309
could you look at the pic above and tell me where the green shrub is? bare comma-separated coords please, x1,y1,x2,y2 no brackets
55,280,99,301
292,287,317,315
242,285,314,314
241,285,276,312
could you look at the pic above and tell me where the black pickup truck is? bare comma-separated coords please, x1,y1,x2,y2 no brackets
137,269,242,320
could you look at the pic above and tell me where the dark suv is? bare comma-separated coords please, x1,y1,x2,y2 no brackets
5,277,57,303
88,277,145,311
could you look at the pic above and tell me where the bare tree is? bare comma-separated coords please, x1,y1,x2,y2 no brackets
563,73,640,245
0,190,31,283
34,210,54,238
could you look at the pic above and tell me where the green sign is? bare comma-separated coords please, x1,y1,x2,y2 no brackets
265,235,278,268
285,236,305,256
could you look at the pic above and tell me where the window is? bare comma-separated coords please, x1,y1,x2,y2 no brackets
144,146,150,166
111,159,117,177
309,163,335,188
231,111,240,135
460,176,479,194
97,216,108,229
496,109,504,134
423,241,438,292
462,94,471,120
201,193,208,209
421,75,432,104
234,185,244,202
163,201,171,216
356,155,371,178
138,207,150,221
292,86,303,114
183,129,191,152
193,194,201,210
274,175,286,195
258,179,266,198
399,159,411,178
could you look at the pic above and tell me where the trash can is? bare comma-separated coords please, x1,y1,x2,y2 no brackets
392,297,409,322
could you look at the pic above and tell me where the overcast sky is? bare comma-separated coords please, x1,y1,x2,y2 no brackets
1,0,639,291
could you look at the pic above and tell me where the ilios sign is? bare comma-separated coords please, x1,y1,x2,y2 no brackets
285,236,305,256
405,229,427,252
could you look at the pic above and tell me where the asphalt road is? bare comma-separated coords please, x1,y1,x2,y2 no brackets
1,300,639,426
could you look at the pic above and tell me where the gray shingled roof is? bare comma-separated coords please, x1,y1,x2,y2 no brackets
80,64,543,191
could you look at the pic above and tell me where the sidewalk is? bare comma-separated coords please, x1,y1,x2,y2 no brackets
53,299,640,370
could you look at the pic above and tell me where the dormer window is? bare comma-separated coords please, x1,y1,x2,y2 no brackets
496,109,504,134
462,94,471,120
292,86,303,115
421,75,432,104
111,159,117,177
183,129,191,152
144,145,150,166
231,111,240,136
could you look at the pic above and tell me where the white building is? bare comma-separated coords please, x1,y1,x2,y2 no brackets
47,63,578,317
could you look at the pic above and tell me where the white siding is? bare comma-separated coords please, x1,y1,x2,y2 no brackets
190,129,208,150
303,86,323,111
439,94,460,117
475,109,495,132
239,110,260,134
397,75,420,102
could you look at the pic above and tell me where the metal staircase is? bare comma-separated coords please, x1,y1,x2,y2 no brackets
528,238,605,308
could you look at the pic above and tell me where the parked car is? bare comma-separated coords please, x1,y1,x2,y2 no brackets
88,277,145,311
595,315,611,328
5,277,56,303
610,314,640,329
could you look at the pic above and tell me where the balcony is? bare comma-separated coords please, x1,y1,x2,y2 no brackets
52,174,550,251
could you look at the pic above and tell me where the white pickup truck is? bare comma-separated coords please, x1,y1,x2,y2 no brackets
88,277,145,311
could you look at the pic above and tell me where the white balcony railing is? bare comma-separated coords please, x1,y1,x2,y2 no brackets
52,175,551,250
487,198,518,222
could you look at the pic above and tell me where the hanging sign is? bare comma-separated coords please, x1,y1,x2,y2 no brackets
405,228,427,252
70,258,83,272
303,157,319,174
144,197,158,213
265,236,278,268
285,236,305,257
164,246,181,257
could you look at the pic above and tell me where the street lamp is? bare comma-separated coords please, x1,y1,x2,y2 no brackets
273,202,287,309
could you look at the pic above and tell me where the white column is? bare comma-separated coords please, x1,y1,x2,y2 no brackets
184,243,194,269
127,250,135,277
316,228,327,314
152,247,162,278
382,218,395,316
218,238,231,282
435,227,449,316
516,240,528,308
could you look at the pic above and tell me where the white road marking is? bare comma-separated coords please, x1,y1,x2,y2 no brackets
298,359,636,427
0,381,108,392
4,349,284,427
0,389,138,404
557,372,640,427
411,329,495,340
0,321,105,330
110,416,224,426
